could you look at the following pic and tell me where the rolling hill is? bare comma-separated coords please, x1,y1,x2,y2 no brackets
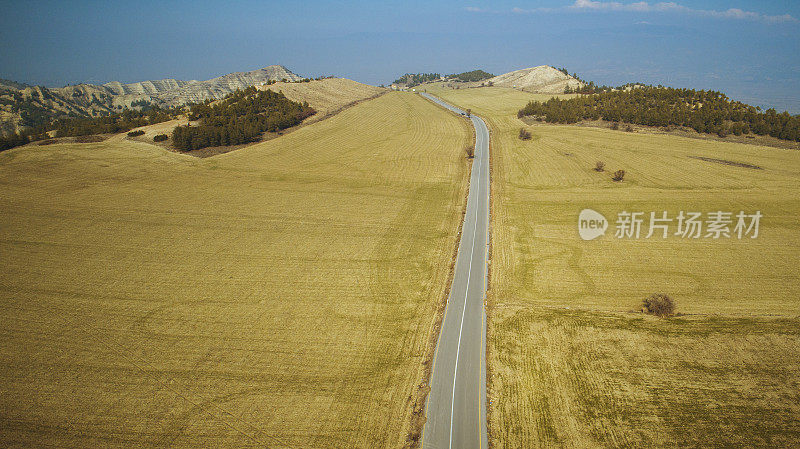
259,77,386,119
115,77,387,157
487,65,582,93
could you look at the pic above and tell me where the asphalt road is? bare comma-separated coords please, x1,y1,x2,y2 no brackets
420,93,489,449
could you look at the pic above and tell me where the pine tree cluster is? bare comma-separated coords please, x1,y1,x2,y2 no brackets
519,86,800,141
171,86,315,151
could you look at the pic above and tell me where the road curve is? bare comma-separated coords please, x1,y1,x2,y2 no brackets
420,93,489,449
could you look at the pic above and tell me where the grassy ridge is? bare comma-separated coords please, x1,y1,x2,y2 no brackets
424,83,800,447
0,92,471,448
261,78,385,119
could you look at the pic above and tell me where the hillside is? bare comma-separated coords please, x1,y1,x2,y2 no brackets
0,84,117,135
0,65,303,135
1,77,388,155
519,86,800,142
260,78,385,119
487,65,582,93
0,78,31,90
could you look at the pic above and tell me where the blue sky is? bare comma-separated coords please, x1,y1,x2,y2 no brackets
1,0,799,112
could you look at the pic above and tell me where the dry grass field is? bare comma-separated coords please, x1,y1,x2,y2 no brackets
0,92,471,448
425,83,800,448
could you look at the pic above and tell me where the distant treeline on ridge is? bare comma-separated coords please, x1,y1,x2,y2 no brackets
519,86,800,141
393,70,494,87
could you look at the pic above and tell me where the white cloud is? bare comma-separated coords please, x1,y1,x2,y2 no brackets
465,2,798,23
569,1,798,23
511,6,557,14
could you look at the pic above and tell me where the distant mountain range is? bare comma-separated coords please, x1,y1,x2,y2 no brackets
0,65,303,135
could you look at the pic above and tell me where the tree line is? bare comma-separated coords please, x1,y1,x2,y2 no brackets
393,73,442,87
171,86,315,151
518,86,800,141
45,107,176,137
0,104,179,152
393,70,495,87
449,70,494,82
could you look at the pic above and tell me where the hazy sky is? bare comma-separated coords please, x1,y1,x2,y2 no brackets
1,0,799,112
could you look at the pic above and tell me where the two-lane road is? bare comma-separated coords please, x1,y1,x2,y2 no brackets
420,93,489,449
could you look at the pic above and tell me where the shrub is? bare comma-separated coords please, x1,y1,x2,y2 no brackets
610,122,620,130
625,125,634,132
0,131,29,151
466,108,472,117
594,161,605,172
642,293,675,317
612,169,625,182
518,128,532,140
153,134,168,142
127,130,145,137
465,146,474,158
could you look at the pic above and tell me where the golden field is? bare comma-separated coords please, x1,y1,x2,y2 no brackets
0,92,471,448
424,83,800,448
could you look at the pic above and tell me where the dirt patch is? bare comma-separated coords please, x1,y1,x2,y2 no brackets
562,119,800,151
74,135,107,143
690,156,763,170
485,118,496,449
175,142,254,158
